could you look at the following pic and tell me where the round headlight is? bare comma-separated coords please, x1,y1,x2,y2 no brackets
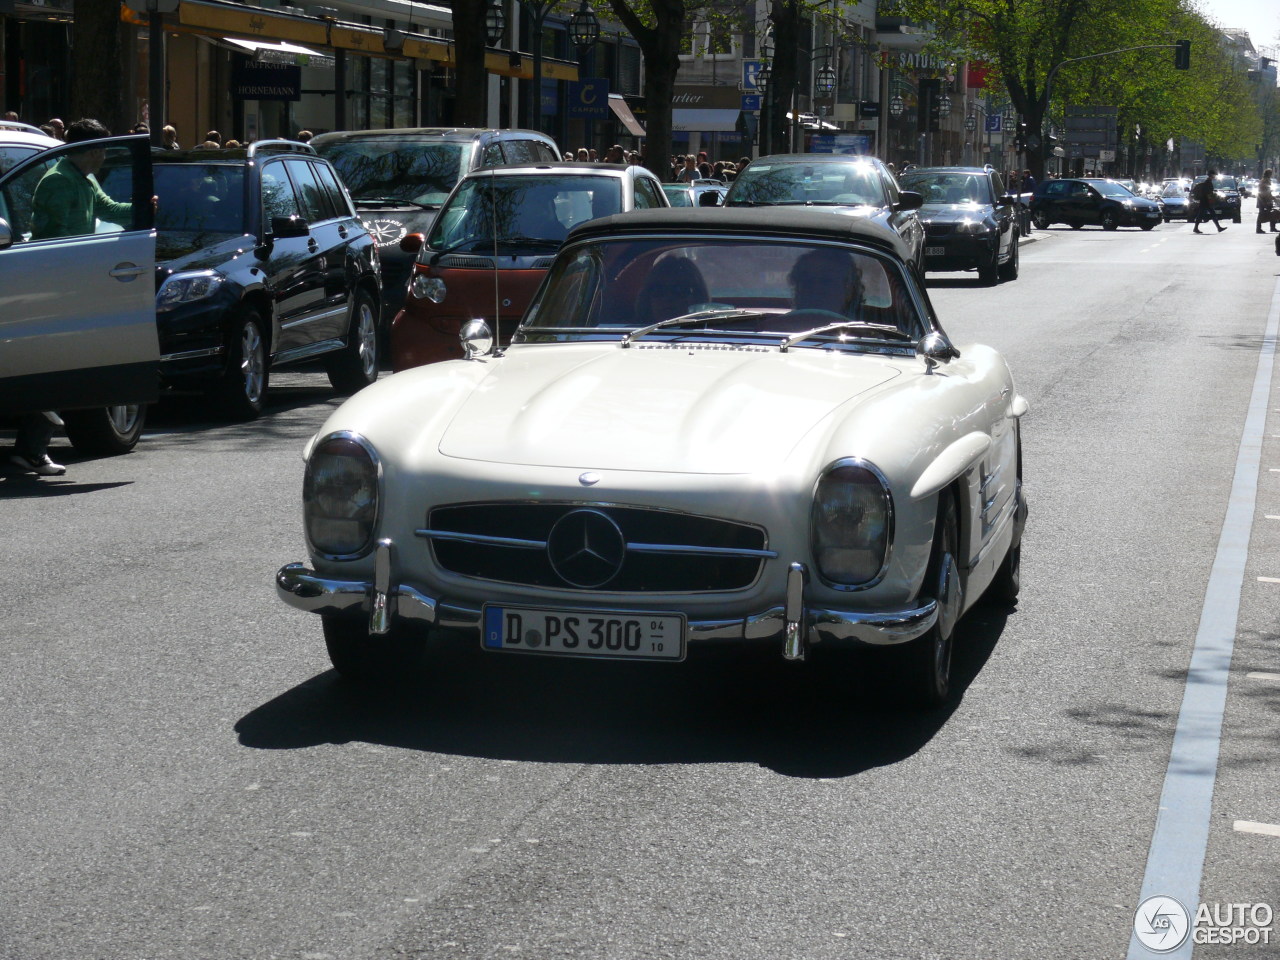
811,460,892,586
412,273,447,303
304,433,380,558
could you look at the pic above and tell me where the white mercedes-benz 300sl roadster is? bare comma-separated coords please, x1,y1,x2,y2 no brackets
277,208,1028,707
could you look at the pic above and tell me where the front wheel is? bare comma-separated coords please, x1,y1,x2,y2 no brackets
896,492,962,708
322,616,425,683
1032,210,1051,230
1140,222,1156,231
325,291,380,395
62,404,147,456
1101,210,1119,231
214,308,269,420
998,236,1020,282
978,245,1000,285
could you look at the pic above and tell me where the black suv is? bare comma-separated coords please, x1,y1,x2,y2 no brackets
1191,174,1243,224
143,141,382,418
898,165,1020,283
1029,177,1163,231
312,128,560,325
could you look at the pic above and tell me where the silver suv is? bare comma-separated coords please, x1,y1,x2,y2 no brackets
0,133,157,455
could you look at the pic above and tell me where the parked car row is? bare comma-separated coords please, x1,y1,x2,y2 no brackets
2,128,1031,465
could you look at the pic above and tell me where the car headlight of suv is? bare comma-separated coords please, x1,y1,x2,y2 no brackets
156,270,223,310
411,273,447,303
956,219,993,234
811,459,893,587
304,432,381,559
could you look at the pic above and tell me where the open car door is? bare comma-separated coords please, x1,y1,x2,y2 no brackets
0,134,157,414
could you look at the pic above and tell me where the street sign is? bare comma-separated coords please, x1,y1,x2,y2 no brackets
985,114,1002,132
740,94,761,112
742,60,763,91
1098,149,1116,162
567,79,609,119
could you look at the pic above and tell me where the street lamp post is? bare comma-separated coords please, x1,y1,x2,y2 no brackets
511,0,596,132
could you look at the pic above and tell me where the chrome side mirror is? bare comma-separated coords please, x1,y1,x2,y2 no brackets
0,218,11,250
918,331,959,373
460,318,494,360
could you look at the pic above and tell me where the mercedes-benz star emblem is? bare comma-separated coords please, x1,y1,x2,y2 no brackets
546,509,626,588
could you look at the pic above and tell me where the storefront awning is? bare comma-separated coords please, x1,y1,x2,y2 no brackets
609,95,646,138
672,108,739,132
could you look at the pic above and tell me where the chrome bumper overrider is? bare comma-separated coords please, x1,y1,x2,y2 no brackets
276,550,938,661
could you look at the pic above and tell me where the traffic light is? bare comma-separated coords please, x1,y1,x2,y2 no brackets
918,78,942,132
1015,121,1027,152
1175,39,1191,70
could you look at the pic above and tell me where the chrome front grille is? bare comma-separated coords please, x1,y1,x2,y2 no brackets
925,223,953,238
421,502,773,592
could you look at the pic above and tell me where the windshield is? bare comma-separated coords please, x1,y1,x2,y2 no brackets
727,161,886,207
426,175,622,255
1215,176,1239,189
899,172,991,205
521,237,926,345
0,145,40,176
663,185,693,207
1094,181,1135,198
151,164,246,235
315,139,466,207
1161,182,1189,198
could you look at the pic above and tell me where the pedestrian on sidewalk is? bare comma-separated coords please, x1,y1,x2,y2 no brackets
1192,169,1226,233
1256,169,1275,234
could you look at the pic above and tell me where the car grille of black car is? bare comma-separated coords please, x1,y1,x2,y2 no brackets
925,224,953,238
423,502,769,592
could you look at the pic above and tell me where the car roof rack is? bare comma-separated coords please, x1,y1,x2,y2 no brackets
0,120,48,136
247,139,317,159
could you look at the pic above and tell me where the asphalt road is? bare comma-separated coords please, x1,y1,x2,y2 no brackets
3,208,1280,960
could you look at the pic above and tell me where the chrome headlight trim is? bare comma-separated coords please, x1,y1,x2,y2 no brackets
303,430,383,561
810,457,894,591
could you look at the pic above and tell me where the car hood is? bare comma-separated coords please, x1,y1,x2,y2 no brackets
920,203,995,222
437,344,902,474
156,230,252,267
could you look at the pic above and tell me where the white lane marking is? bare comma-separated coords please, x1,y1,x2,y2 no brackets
1126,276,1280,960
1257,577,1280,583
1233,820,1280,839
1246,672,1280,682
1266,515,1280,520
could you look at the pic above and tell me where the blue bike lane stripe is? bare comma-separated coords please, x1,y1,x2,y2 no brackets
1126,277,1280,960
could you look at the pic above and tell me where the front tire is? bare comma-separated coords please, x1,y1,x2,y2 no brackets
62,404,147,456
322,616,424,683
898,492,962,708
214,308,269,420
998,235,1020,282
325,291,380,395
1101,210,1119,231
1032,210,1051,230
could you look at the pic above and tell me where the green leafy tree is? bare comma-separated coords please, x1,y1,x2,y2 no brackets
884,0,1254,178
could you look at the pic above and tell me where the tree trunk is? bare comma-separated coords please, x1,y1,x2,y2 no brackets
608,0,684,182
767,0,800,156
452,0,490,128
71,0,129,134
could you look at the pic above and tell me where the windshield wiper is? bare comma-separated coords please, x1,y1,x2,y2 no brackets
779,321,915,352
352,196,440,210
620,309,767,347
499,235,563,249
770,199,861,206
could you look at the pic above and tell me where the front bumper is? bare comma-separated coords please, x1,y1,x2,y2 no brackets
275,551,939,661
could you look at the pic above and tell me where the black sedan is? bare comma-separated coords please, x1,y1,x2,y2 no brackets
1030,178,1163,231
898,166,1020,284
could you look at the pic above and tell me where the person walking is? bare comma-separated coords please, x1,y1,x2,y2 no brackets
1256,169,1275,234
1192,169,1227,233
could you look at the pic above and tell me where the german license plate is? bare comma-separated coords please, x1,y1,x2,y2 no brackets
482,604,686,661
925,245,945,256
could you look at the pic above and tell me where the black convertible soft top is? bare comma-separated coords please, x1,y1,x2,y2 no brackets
566,207,911,262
